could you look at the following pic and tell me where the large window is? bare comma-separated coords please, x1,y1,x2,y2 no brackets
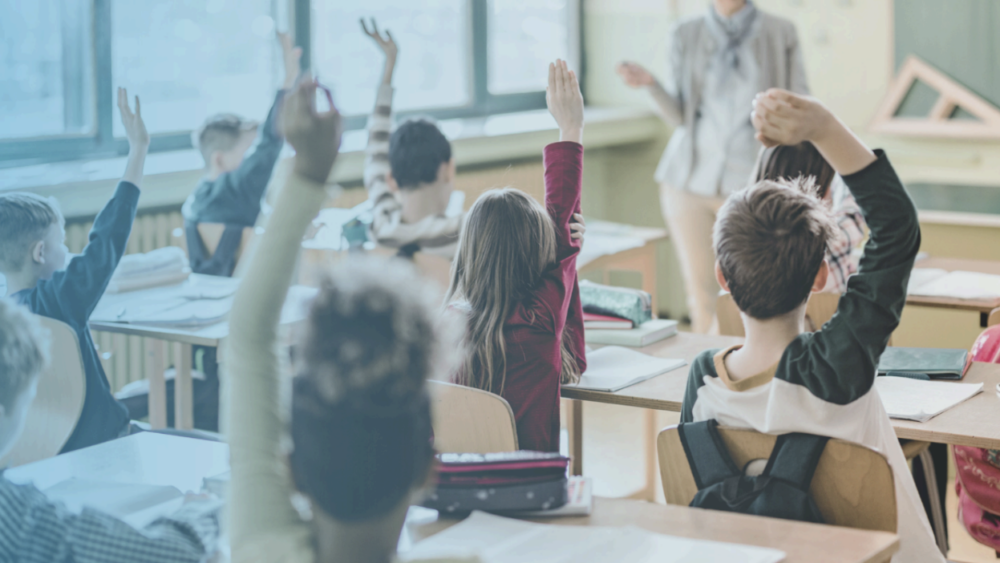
0,0,579,167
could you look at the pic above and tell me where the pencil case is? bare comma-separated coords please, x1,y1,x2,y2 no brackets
579,280,653,327
423,451,570,513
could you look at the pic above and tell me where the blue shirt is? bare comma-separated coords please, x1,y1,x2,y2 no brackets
13,182,139,452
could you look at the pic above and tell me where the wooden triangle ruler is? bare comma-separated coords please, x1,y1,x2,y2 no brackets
870,55,1000,139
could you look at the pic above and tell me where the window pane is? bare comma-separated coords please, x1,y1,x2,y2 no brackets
0,0,95,140
312,0,470,117
111,0,287,137
488,0,572,95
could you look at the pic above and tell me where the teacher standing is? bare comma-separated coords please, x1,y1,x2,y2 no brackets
618,0,808,333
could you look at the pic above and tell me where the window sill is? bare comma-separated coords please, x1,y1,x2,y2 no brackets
1,106,661,219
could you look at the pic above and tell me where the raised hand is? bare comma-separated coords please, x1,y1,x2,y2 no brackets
751,89,833,148
546,59,584,144
277,31,303,90
361,18,398,85
615,61,655,88
570,213,586,242
117,87,149,150
281,75,343,184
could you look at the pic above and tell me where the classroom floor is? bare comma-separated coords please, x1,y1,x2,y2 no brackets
568,400,999,563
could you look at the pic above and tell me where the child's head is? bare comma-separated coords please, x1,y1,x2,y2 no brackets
194,114,260,174
289,257,443,523
714,178,836,320
388,118,454,214
0,299,48,458
0,193,67,281
448,188,580,393
754,142,836,201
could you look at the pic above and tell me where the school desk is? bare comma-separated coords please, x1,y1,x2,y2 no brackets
405,497,900,563
90,278,314,431
908,256,1000,327
6,432,229,493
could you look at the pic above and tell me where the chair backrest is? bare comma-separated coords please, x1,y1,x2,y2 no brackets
0,316,87,467
657,424,897,533
427,380,518,453
716,291,844,337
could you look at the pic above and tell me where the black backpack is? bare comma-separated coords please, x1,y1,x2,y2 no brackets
677,420,829,524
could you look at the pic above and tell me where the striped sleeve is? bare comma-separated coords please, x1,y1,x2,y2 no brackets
364,84,395,207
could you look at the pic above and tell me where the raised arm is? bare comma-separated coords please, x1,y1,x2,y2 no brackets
752,90,919,404
545,58,585,249
226,77,342,555
361,18,398,205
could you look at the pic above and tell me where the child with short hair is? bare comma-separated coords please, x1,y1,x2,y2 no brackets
360,20,463,259
447,60,587,453
0,89,148,452
0,298,221,561
225,77,473,563
182,31,302,275
680,89,942,562
753,142,867,293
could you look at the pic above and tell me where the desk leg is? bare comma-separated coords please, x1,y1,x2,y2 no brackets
567,399,583,476
643,409,658,500
174,344,194,430
146,340,167,429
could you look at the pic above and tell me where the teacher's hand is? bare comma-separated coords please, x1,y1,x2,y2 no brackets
616,62,655,88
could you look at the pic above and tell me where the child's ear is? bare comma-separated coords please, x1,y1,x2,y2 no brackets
211,151,226,171
439,160,456,184
714,261,731,292
31,240,45,265
386,171,399,193
812,260,830,292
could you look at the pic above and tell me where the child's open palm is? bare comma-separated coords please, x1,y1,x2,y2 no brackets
117,87,149,150
547,59,584,144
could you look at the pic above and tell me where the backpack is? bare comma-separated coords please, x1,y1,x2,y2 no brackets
677,420,829,524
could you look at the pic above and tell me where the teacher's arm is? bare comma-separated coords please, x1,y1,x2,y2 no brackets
617,25,685,126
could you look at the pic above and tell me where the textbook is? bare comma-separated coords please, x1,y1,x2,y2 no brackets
583,312,633,330
401,511,786,563
874,376,983,422
585,319,678,347
877,347,969,380
566,346,686,392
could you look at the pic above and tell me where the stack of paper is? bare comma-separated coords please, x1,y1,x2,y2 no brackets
909,269,1000,300
43,478,185,529
106,247,191,294
565,346,686,392
875,376,983,422
401,511,785,563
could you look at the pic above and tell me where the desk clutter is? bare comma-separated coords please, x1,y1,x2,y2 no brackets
909,268,1000,301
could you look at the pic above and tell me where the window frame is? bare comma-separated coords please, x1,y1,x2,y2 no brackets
0,0,583,167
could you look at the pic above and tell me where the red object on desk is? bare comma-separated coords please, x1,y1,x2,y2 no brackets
583,312,633,329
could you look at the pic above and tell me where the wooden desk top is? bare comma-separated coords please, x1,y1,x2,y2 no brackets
6,433,229,492
561,332,743,410
565,332,1000,449
407,497,900,563
908,256,1000,313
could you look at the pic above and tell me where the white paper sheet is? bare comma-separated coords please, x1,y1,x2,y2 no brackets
909,269,1000,300
401,511,785,563
565,346,685,392
43,478,185,529
875,376,984,422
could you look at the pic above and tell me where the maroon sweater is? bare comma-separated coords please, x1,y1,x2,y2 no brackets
501,141,588,452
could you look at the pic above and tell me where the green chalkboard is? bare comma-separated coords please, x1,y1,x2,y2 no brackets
894,0,1000,116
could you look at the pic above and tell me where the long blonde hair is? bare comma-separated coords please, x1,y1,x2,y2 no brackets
447,188,581,394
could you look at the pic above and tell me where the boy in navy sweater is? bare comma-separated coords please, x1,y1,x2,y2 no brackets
0,88,149,452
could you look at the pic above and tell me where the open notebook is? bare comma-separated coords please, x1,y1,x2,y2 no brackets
401,511,785,563
564,346,686,393
875,376,983,422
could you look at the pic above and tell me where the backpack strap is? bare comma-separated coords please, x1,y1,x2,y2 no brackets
678,420,743,490
762,432,830,490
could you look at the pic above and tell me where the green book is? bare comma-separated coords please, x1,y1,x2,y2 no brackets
877,347,969,380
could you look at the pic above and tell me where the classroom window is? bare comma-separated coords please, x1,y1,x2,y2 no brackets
0,0,96,140
0,0,580,166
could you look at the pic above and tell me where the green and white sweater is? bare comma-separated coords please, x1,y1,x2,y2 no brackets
681,151,944,563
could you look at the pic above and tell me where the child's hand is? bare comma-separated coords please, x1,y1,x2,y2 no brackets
570,213,586,242
751,89,834,148
278,31,303,90
361,18,398,85
547,59,584,144
117,87,149,152
616,62,655,88
282,75,343,184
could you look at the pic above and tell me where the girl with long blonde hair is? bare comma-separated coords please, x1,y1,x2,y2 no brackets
447,60,588,452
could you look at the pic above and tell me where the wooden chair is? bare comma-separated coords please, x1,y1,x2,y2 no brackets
428,380,518,453
716,291,845,337
0,316,86,467
657,424,897,533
